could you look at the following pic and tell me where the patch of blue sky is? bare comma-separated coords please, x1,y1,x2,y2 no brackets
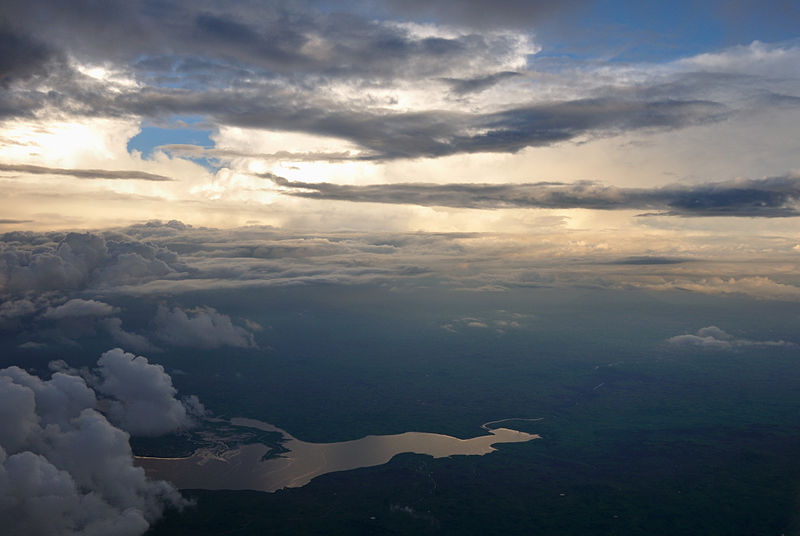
535,0,800,64
127,116,216,171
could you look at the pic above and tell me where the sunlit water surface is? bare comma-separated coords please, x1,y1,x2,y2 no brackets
137,418,540,492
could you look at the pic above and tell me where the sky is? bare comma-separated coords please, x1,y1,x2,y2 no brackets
1,1,800,534
0,0,799,233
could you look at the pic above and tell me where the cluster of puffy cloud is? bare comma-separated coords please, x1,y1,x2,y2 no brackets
441,311,528,334
0,226,188,296
1,222,442,297
24,297,157,352
0,227,266,348
0,296,154,352
90,348,206,435
3,295,259,353
666,326,793,349
0,347,204,535
154,305,257,349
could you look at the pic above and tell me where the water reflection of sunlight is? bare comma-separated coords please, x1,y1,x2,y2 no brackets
137,417,541,492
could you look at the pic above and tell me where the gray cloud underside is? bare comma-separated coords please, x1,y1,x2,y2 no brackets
1,1,769,160
263,173,800,217
0,66,730,158
0,27,59,87
441,71,521,95
133,96,726,159
158,145,361,163
0,163,172,182
2,1,533,78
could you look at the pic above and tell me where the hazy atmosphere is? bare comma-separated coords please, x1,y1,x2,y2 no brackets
2,1,800,534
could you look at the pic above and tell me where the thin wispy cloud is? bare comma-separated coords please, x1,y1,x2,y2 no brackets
0,163,173,181
263,173,800,217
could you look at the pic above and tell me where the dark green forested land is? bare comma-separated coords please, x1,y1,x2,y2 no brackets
20,285,795,536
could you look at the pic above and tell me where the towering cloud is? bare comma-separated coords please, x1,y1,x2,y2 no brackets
0,356,193,536
0,230,185,296
93,348,204,436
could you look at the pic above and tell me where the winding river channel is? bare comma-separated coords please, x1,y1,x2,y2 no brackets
136,418,541,492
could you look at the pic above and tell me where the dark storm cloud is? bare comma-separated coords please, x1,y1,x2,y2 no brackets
2,0,518,78
262,173,800,217
0,26,59,87
0,163,173,181
1,0,743,160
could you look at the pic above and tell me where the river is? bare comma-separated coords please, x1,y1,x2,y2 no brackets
136,418,540,492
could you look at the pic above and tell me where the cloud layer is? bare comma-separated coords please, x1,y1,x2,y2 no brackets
3,221,800,303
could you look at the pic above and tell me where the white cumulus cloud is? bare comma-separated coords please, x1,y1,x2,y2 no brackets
154,305,256,349
92,348,205,436
0,361,189,536
666,326,793,349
